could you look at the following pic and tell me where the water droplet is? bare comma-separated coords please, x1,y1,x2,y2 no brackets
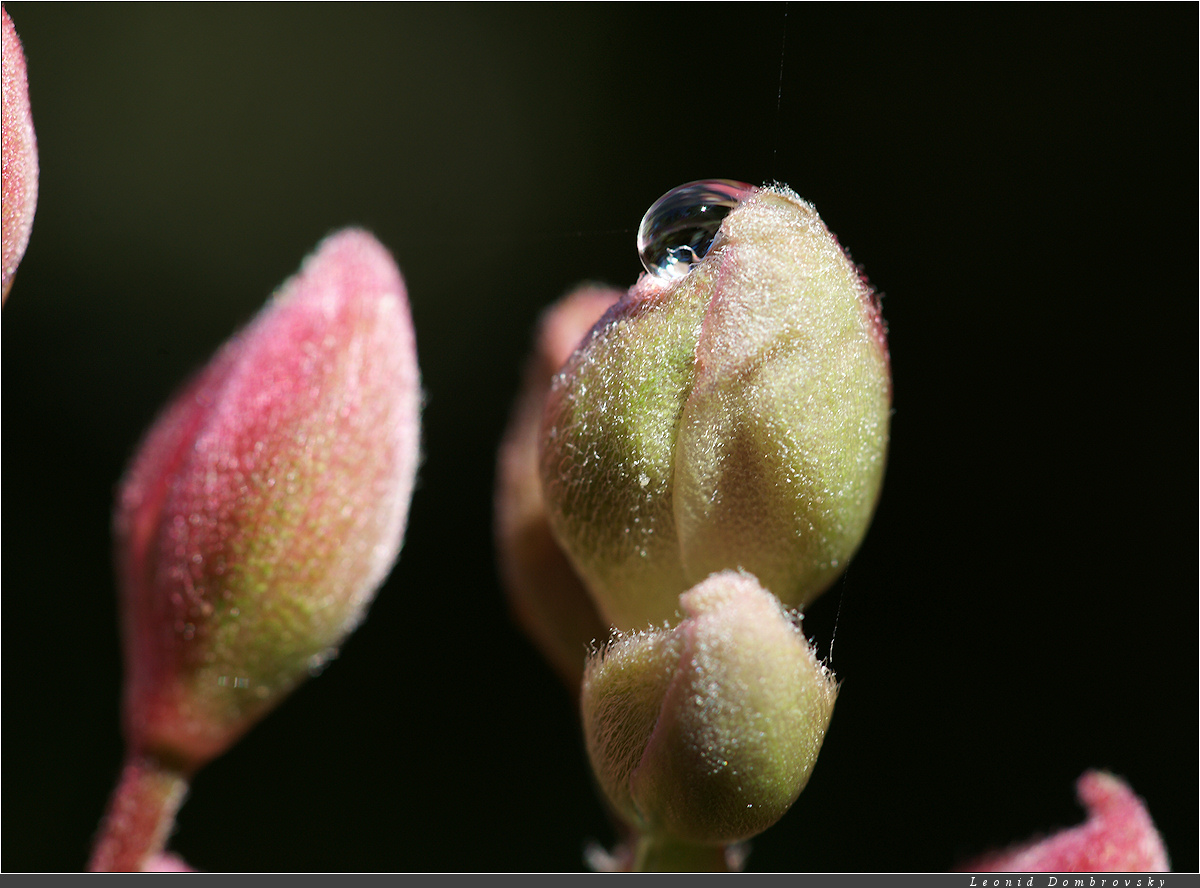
637,179,755,280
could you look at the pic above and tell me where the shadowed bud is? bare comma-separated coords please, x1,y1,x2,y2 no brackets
2,4,38,302
540,185,890,630
495,285,621,689
582,570,837,846
114,228,421,770
962,771,1170,873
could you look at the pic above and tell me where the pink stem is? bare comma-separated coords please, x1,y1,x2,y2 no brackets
88,753,190,872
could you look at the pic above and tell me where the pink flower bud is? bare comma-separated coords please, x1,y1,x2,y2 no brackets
114,228,421,770
540,185,891,630
962,771,1170,873
581,570,837,847
495,284,621,689
1,4,39,302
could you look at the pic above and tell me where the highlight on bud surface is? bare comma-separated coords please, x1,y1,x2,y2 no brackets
540,184,891,630
495,285,622,689
114,228,421,770
581,570,837,846
2,3,39,302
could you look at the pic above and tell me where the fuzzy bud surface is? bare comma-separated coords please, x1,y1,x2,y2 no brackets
114,229,421,769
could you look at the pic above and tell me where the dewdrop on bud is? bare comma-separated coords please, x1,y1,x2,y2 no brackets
540,184,891,630
581,570,837,846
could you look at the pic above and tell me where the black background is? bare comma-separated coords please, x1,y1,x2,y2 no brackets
2,4,1195,874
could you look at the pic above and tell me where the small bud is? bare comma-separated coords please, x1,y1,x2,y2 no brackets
114,228,421,770
495,285,621,689
540,185,890,630
581,570,837,846
2,4,39,302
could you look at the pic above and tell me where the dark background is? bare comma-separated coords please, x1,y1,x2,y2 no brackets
3,4,1195,874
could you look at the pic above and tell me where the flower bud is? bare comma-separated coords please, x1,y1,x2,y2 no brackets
2,4,39,302
962,771,1170,873
495,285,621,689
114,228,421,770
581,570,837,846
540,185,890,630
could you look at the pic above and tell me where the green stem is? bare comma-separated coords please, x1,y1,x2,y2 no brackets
632,833,733,872
88,752,190,872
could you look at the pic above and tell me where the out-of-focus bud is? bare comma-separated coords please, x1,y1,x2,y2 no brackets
582,570,837,848
540,185,890,630
2,4,39,302
114,228,421,770
962,771,1170,873
495,285,621,689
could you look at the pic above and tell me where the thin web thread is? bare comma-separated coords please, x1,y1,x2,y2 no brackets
772,3,789,177
827,567,847,668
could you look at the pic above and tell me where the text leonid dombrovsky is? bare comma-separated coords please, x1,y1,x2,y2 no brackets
968,878,1168,888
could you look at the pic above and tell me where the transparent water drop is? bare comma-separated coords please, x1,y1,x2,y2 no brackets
637,179,755,280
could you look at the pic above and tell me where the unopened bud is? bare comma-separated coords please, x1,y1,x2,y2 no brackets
581,570,837,846
114,228,421,770
540,185,890,630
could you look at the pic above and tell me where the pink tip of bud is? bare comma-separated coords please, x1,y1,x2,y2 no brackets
962,771,1170,873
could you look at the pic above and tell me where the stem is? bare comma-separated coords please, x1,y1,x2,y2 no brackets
632,833,733,872
88,752,190,872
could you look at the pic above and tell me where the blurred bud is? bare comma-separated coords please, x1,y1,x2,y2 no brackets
495,284,621,689
540,185,890,630
143,853,194,873
2,3,38,302
114,228,421,770
962,771,1170,873
582,570,837,846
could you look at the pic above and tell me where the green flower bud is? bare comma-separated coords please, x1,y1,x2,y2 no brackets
581,570,837,846
540,185,890,630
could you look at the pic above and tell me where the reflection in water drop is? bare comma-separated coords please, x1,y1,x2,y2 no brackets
637,179,755,280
